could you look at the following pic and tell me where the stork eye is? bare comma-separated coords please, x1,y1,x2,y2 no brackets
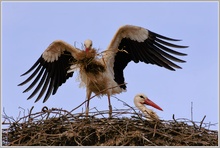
90,44,92,47
140,95,144,99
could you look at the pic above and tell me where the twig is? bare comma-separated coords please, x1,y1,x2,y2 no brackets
142,135,157,146
153,123,157,137
28,106,34,122
199,115,206,130
2,107,16,123
191,102,193,121
172,114,177,123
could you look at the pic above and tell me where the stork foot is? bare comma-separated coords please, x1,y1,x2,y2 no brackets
109,105,112,118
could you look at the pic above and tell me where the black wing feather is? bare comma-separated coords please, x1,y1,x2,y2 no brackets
18,51,74,103
154,41,187,56
22,66,45,93
113,30,188,88
19,63,42,86
20,57,42,76
26,68,48,100
149,31,181,41
113,51,131,90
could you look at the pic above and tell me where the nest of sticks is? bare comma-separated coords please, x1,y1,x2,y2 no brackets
2,99,218,146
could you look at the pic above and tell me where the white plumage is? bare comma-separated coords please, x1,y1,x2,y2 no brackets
134,93,163,121
19,25,187,117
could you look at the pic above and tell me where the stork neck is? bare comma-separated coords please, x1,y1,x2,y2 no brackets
136,103,147,112
85,48,89,53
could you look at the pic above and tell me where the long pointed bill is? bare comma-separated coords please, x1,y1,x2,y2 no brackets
144,98,163,111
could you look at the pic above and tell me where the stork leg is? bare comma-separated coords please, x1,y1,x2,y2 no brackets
108,94,112,118
86,90,92,117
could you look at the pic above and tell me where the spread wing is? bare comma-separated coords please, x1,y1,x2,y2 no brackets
18,40,81,103
104,25,188,89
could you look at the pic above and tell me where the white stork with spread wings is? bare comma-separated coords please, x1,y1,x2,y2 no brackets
18,25,187,117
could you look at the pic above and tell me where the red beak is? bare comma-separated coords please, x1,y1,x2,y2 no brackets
144,98,163,111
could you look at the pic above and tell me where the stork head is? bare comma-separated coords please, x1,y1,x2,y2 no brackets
84,39,93,52
134,93,163,111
